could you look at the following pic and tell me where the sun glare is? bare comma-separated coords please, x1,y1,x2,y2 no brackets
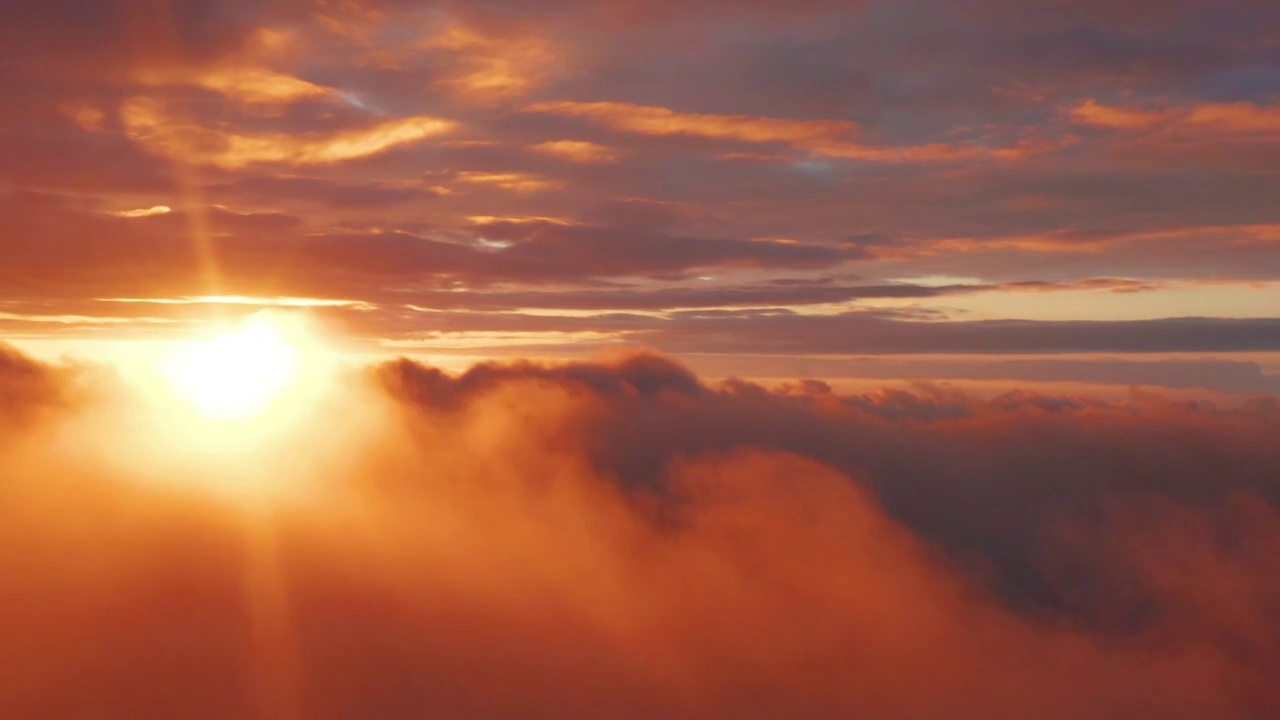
104,311,363,503
160,315,302,420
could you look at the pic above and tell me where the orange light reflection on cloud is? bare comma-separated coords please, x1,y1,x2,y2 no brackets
101,295,373,309
532,139,620,163
424,25,562,101
1072,100,1280,134
120,98,454,168
527,101,1045,162
108,205,173,218
135,65,332,108
455,171,562,192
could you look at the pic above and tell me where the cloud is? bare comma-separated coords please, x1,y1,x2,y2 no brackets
421,24,563,101
141,66,335,107
1072,99,1280,134
1,346,1277,716
531,140,620,163
0,1,278,79
1,0,1279,396
453,171,563,193
108,206,173,218
3,0,1280,326
344,308,1280,357
266,277,1151,313
525,101,1041,162
120,98,455,168
0,195,868,305
0,344,69,425
678,354,1280,395
647,312,1280,355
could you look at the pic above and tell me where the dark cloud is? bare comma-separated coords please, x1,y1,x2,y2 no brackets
0,196,862,302
369,281,954,311
648,313,1280,355
331,308,1280,357
0,344,67,425
376,351,1280,624
0,1,262,77
680,355,1280,395
239,277,1147,312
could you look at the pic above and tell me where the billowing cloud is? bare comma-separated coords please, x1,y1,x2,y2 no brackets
1,346,1277,717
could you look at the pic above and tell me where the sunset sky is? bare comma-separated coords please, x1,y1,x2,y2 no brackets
3,0,1278,391
3,3,1280,718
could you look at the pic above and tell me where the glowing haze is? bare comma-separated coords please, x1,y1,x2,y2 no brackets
1,1,1278,717
159,315,304,420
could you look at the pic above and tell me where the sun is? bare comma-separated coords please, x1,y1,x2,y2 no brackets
160,315,302,420
121,312,352,502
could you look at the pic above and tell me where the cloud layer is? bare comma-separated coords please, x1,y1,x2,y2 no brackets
2,345,1277,718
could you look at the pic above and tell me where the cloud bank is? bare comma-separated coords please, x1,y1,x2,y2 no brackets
1,345,1276,718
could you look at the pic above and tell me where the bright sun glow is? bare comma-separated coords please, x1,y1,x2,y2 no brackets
160,315,302,420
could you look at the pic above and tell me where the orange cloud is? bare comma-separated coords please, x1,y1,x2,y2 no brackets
409,24,562,102
1183,102,1280,132
923,223,1280,256
134,64,332,109
528,99,859,146
454,171,562,192
526,101,1044,162
126,22,331,110
192,67,332,105
468,215,576,226
108,206,173,219
1069,99,1165,129
1,348,1277,717
60,102,107,131
531,139,620,163
120,98,454,168
1071,100,1280,134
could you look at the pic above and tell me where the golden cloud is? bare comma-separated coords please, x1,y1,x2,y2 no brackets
365,24,563,102
438,28,558,99
191,67,332,106
1069,99,1165,129
526,101,1041,162
531,139,620,164
1071,100,1280,134
120,98,454,168
454,171,563,193
108,206,173,219
468,215,576,225
528,100,859,146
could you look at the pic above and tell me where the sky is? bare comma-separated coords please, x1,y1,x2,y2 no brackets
2,3,1280,717
2,0,1279,392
